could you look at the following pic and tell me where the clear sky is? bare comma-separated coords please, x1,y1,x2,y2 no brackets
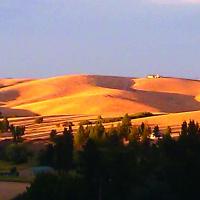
0,0,200,78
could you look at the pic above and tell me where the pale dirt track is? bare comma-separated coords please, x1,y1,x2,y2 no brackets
0,182,29,200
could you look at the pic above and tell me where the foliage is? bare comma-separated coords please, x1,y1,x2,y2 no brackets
79,120,93,126
153,125,161,138
49,129,57,141
10,125,25,143
74,125,87,149
0,117,10,133
5,143,31,164
34,117,43,124
62,121,74,127
18,118,200,200
129,112,154,119
39,127,74,172
14,173,87,200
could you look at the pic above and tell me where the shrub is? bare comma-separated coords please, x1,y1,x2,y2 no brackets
10,125,25,143
10,166,19,176
62,121,74,127
35,117,44,124
129,112,154,119
0,117,10,133
50,129,57,141
5,144,31,164
79,120,93,126
102,117,122,123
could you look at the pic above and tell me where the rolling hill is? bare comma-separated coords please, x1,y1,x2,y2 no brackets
0,74,200,117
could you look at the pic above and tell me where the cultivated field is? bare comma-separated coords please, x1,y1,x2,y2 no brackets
1,74,200,141
1,111,200,141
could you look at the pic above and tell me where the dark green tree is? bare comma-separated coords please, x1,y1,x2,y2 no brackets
50,129,57,141
180,121,188,136
0,117,9,133
188,120,198,136
74,124,88,149
50,127,74,172
10,125,25,143
90,121,105,142
128,125,140,143
107,125,120,146
121,113,132,138
153,125,160,138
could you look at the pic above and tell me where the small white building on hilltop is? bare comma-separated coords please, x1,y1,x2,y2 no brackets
147,74,161,79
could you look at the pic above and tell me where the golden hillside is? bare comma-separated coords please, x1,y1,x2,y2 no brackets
0,75,200,117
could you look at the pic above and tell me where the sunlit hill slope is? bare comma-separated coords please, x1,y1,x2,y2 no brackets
0,74,200,117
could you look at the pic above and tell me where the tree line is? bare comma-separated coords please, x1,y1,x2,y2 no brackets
14,114,200,200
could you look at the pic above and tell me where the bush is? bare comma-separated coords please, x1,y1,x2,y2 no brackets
129,112,154,119
79,120,93,126
0,117,10,133
102,117,122,123
50,129,57,141
95,113,153,124
35,117,43,124
14,173,87,200
62,121,74,127
5,144,31,164
10,166,19,176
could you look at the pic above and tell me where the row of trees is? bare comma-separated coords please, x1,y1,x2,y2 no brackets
74,114,166,149
16,117,200,200
40,115,199,173
11,113,200,200
0,117,25,142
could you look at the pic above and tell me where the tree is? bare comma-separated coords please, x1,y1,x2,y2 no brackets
50,129,57,141
0,117,9,133
141,125,151,144
122,113,132,127
6,143,30,164
153,125,161,138
35,117,43,124
187,120,198,136
38,144,54,166
54,128,74,172
107,125,120,146
74,125,88,149
10,125,25,143
0,111,3,119
14,173,87,200
164,126,172,136
128,125,140,143
90,122,105,142
121,113,132,138
97,115,103,124
140,122,145,133
162,126,174,151
180,121,188,136
80,138,101,199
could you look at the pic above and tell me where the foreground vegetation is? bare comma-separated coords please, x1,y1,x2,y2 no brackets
7,114,199,200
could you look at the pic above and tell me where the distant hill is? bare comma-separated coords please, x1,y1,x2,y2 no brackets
0,74,200,117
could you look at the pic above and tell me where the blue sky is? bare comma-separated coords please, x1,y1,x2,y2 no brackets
0,0,200,78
